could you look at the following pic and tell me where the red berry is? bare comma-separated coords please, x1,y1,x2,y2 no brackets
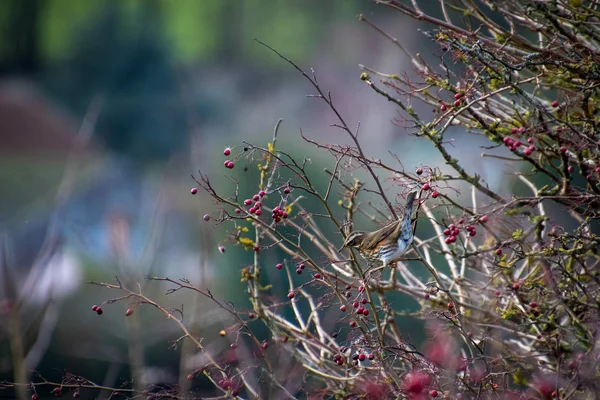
511,127,518,134
524,148,532,156
259,190,266,197
125,308,134,317
190,187,198,195
231,343,237,348
262,342,269,349
495,289,501,296
416,167,423,175
529,301,537,308
299,263,305,270
314,273,321,279
469,230,476,237
96,307,103,315
244,199,252,206
451,228,460,236
218,245,226,253
32,395,39,400
255,209,262,216
560,146,567,153
235,208,241,214
453,100,461,107
448,302,454,309
224,148,231,156
495,249,502,255
552,100,559,107
296,268,302,274
283,187,291,194
349,321,357,327
440,104,447,111
519,127,525,133
358,353,366,361
254,201,262,208
423,183,430,190
253,194,260,201
443,229,451,236
449,224,456,230
249,207,256,214
203,214,210,221
368,353,374,360
361,298,367,304
568,166,573,173
512,283,520,290
226,161,234,169
431,190,439,198
454,92,463,99
282,212,288,218
73,391,80,398
253,246,260,252
449,235,457,243
424,293,430,300
445,237,452,244
276,263,283,270
362,309,369,316
514,140,522,147
187,373,194,380
430,390,439,397
356,307,364,315
92,305,98,311
527,137,534,144
340,305,347,312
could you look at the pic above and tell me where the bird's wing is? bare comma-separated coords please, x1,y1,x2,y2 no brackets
361,220,400,250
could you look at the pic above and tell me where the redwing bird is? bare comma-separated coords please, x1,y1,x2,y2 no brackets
340,191,417,268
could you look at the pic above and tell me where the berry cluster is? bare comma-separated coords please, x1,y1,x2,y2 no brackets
442,220,479,244
338,285,371,318
271,205,288,222
217,378,239,396
91,304,103,315
503,127,537,156
223,147,234,169
243,191,266,215
452,91,465,107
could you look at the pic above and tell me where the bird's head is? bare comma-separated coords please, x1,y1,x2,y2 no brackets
339,231,365,252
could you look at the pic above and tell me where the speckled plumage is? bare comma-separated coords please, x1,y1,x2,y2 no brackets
341,191,417,267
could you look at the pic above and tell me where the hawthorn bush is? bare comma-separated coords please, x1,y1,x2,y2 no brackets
8,1,600,399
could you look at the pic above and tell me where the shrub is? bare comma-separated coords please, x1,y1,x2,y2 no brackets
15,1,600,399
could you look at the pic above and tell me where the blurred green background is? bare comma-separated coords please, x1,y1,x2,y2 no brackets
0,1,479,398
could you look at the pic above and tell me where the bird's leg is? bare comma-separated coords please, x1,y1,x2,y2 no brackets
389,262,398,284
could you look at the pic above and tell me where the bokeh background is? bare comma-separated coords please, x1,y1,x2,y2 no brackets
0,1,508,398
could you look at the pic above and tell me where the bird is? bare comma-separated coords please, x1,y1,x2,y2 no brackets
340,190,417,268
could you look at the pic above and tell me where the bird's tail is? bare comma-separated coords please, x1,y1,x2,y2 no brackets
400,190,417,238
